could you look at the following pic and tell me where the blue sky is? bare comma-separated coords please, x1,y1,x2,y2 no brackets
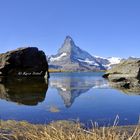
0,0,140,58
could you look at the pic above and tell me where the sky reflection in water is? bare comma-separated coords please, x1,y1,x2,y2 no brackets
0,72,140,127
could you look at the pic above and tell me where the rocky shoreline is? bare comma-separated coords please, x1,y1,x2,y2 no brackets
103,59,140,93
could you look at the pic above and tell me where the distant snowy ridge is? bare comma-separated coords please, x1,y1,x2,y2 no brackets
77,58,99,66
108,57,122,65
94,56,122,69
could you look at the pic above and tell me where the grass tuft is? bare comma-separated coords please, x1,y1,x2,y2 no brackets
0,120,140,140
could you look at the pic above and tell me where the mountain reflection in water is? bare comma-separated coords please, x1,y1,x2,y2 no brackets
49,73,108,107
0,77,48,105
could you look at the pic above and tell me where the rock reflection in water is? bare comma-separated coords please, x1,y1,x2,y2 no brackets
50,76,107,108
0,77,48,106
109,84,140,95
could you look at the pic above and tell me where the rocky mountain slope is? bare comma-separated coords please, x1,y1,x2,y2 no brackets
48,36,121,71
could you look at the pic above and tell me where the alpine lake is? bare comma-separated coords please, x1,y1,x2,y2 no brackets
0,72,140,127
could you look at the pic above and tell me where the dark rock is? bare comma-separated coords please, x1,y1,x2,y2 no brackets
102,73,109,78
103,59,140,92
0,47,49,77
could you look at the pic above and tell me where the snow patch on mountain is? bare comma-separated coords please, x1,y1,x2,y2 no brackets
106,57,121,69
78,58,99,66
50,53,67,62
108,57,121,65
94,55,106,59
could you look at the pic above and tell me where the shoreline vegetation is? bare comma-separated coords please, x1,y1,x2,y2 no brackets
48,69,106,73
1,120,140,140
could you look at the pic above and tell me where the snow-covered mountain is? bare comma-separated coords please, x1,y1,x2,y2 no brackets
95,56,122,69
48,36,122,71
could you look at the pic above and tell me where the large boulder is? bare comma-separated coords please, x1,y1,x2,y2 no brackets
0,47,49,77
103,59,140,92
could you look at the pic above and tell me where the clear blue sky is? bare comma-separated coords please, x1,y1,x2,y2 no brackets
0,0,140,58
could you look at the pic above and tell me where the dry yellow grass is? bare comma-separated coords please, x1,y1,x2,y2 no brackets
0,120,140,140
48,69,106,73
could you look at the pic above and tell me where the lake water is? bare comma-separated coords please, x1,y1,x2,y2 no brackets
0,72,140,127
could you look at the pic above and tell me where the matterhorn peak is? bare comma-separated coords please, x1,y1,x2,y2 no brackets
58,36,76,54
65,35,73,40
